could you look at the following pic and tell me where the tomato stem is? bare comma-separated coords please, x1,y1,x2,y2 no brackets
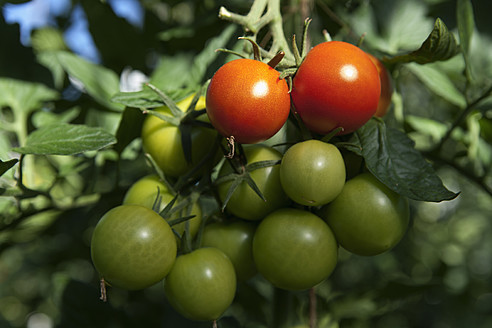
225,136,236,159
218,0,296,67
238,37,262,61
267,51,285,68
322,29,332,42
292,34,303,67
301,18,312,59
99,278,108,302
309,287,317,328
357,32,367,48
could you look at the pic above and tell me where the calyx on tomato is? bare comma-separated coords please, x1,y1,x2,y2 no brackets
216,144,290,221
141,92,219,179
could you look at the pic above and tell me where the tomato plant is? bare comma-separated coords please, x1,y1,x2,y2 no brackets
90,205,177,290
280,139,346,206
3,0,484,327
252,208,338,291
291,41,381,135
206,58,291,144
200,220,257,282
319,173,410,256
141,94,218,178
367,53,394,117
217,144,291,221
164,247,236,321
122,174,202,240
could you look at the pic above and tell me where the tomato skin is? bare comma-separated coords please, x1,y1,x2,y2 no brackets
252,208,338,291
122,175,202,241
217,144,291,221
200,220,257,282
280,140,345,206
90,205,177,290
206,58,291,144
141,94,218,178
319,173,409,256
164,247,236,321
122,174,171,209
291,41,381,135
367,53,393,117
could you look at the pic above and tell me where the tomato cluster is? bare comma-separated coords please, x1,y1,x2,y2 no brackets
90,40,403,323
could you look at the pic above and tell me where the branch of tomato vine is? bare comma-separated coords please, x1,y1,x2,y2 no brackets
431,84,492,153
423,150,492,197
309,287,317,328
218,0,296,67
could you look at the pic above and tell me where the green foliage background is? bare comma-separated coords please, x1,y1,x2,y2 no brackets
1,0,492,327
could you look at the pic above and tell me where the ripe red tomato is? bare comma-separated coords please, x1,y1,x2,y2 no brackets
206,58,291,144
366,53,393,117
291,41,381,135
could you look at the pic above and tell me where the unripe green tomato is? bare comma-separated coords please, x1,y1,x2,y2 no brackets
164,247,237,321
200,220,257,282
90,205,177,290
123,174,201,240
253,208,338,291
280,140,346,206
217,144,291,221
141,94,218,178
319,173,410,256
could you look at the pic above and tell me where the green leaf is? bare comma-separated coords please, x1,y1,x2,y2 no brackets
111,89,164,108
37,51,66,89
244,175,267,202
0,78,58,113
111,88,194,109
158,26,195,41
345,119,459,202
382,0,435,53
150,54,195,91
406,63,467,108
457,0,475,56
13,123,116,156
141,108,180,126
0,158,18,177
189,24,237,85
55,51,123,111
159,193,179,219
405,115,449,143
246,160,281,172
179,123,193,165
32,107,81,128
114,107,144,154
220,175,245,212
145,83,184,118
150,25,237,91
385,18,460,64
31,27,68,53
